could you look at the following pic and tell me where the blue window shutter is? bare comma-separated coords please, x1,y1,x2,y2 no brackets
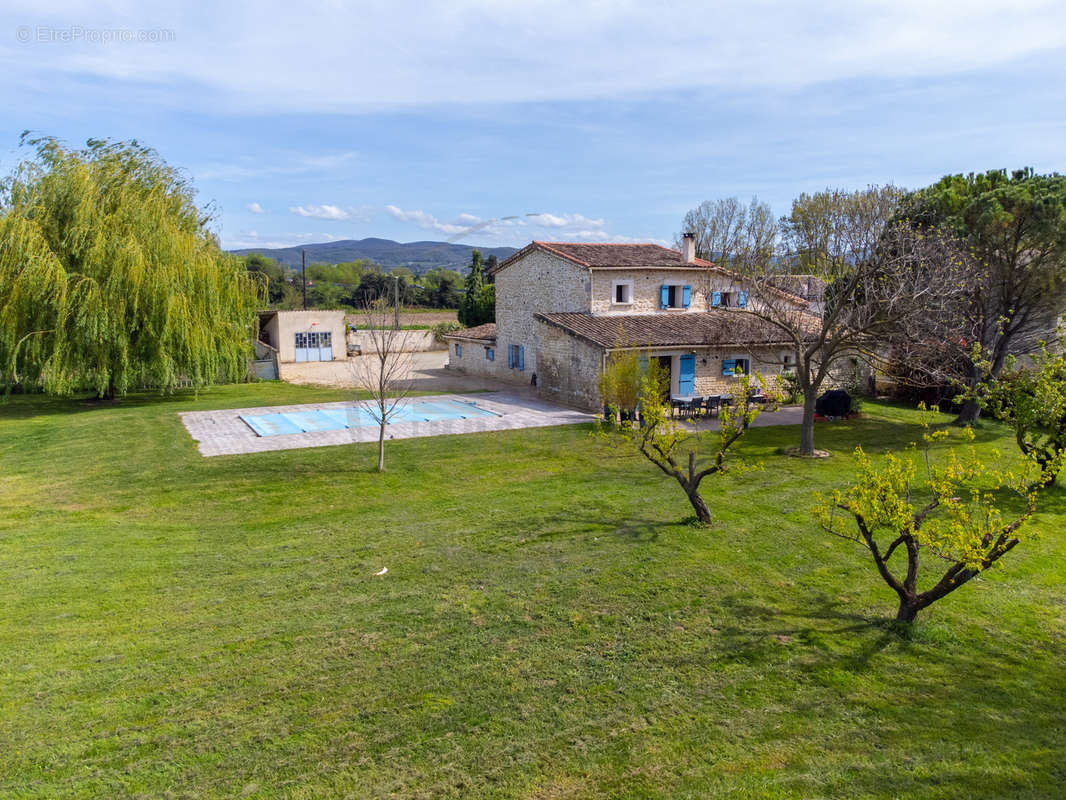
517,345,525,371
722,359,736,376
508,346,515,369
738,290,748,308
487,347,494,361
456,344,462,357
712,291,721,307
660,285,670,309
679,354,696,395
682,285,691,308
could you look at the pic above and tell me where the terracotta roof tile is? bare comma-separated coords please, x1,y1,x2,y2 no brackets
446,322,497,342
535,312,800,349
495,241,715,272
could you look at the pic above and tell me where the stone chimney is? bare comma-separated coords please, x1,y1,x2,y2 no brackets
681,232,696,263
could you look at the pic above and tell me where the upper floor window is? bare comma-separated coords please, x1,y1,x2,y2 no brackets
612,280,633,305
659,284,691,310
712,290,748,309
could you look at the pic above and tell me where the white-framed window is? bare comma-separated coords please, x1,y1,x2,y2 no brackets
711,290,749,309
612,279,634,305
659,283,691,310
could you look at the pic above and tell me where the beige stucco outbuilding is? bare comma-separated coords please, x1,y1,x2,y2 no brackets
258,310,347,363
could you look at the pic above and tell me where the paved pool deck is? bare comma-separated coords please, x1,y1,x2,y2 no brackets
180,392,597,457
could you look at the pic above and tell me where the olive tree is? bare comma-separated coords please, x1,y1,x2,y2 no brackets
0,135,258,398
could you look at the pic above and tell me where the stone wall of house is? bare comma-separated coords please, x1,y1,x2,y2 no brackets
493,250,592,382
589,269,750,315
444,338,505,379
692,345,792,396
535,321,604,410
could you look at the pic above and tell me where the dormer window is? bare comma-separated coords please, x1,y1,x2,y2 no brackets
612,280,633,305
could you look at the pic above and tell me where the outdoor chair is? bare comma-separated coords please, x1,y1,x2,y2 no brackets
702,395,721,417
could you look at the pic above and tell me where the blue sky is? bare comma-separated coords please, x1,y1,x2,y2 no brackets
2,0,1065,251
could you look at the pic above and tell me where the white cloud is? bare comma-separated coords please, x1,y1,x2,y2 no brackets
195,152,360,182
246,202,266,214
385,205,667,246
223,230,347,250
385,205,469,235
290,204,356,220
2,1,1062,112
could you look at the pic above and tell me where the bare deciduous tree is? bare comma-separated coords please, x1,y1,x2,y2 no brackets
733,186,972,455
350,296,414,472
676,196,776,269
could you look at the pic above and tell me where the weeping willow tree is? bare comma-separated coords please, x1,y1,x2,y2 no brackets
0,135,260,398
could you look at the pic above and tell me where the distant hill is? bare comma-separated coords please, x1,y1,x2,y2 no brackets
228,238,518,274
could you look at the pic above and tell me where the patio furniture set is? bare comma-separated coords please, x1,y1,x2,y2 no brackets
669,390,769,418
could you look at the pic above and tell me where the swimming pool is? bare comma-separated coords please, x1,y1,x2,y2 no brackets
240,398,499,437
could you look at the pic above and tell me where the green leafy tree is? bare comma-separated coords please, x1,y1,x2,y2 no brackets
602,367,777,525
597,349,645,421
243,253,287,305
0,135,258,398
816,411,1060,622
979,334,1066,485
897,169,1066,423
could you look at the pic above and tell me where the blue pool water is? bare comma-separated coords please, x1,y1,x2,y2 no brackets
240,399,498,437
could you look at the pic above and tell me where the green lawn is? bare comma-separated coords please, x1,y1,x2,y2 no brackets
1,384,1064,799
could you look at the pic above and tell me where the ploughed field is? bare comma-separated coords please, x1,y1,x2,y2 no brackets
1,383,1063,799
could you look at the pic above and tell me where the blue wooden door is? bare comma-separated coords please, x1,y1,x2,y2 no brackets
678,354,695,395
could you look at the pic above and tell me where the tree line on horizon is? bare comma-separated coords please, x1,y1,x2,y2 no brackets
241,250,495,312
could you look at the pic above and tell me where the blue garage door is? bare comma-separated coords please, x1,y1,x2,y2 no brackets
294,331,333,362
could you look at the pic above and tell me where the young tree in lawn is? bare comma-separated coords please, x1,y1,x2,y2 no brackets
604,365,778,525
350,295,414,472
978,333,1066,485
896,169,1066,424
733,186,971,455
0,135,259,398
816,410,1060,623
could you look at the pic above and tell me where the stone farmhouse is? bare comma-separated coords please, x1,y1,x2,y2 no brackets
444,236,811,410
